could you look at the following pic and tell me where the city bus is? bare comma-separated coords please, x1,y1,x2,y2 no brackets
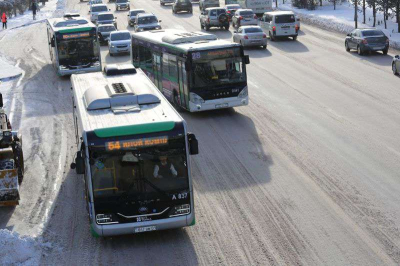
131,29,250,112
70,64,199,237
46,17,101,76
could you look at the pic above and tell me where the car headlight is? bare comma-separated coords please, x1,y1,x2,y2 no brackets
190,92,205,104
96,214,118,224
155,26,161,30
137,28,144,32
169,204,191,217
111,45,115,48
238,86,248,98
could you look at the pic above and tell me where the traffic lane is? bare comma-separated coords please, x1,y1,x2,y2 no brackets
132,0,400,263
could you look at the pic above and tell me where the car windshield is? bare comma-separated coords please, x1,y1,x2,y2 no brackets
98,26,115,32
111,32,130,41
362,30,384,37
98,14,114,20
138,16,158,24
275,14,295,23
89,136,189,202
244,28,262,33
130,10,144,16
192,57,245,88
239,11,254,16
92,6,108,12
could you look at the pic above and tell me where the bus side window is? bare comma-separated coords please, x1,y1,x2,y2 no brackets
132,44,139,67
162,54,169,78
168,55,178,81
138,45,146,68
144,47,152,72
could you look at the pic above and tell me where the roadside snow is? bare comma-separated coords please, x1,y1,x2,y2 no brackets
0,229,52,266
278,0,400,49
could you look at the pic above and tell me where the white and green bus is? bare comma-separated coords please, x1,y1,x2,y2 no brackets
70,64,199,237
131,29,250,112
46,17,101,76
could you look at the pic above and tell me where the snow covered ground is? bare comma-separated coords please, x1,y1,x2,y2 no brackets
0,229,53,266
278,0,400,49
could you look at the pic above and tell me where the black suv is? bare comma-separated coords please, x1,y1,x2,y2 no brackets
172,0,193,14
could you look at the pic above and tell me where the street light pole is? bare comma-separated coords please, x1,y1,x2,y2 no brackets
355,0,358,28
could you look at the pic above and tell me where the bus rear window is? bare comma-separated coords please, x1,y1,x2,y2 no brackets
275,15,295,23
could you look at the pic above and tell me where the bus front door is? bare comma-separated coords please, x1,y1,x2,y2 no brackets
178,61,189,109
153,54,163,91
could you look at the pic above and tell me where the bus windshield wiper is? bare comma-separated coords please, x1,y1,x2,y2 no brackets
118,177,170,203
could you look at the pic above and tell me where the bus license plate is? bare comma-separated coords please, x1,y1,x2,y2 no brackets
134,226,156,233
215,103,228,109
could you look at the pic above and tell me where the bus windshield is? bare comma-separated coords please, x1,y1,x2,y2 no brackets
192,57,245,88
57,35,99,68
89,136,189,202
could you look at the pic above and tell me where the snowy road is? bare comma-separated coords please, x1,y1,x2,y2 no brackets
1,0,400,265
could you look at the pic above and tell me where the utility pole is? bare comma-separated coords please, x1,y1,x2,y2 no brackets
354,0,358,28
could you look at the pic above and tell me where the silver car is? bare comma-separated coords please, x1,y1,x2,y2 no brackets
233,26,267,49
392,55,400,75
232,9,258,29
108,31,131,56
89,4,109,23
127,9,145,27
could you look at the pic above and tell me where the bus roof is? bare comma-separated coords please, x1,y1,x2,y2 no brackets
132,29,241,53
71,65,184,136
47,17,96,33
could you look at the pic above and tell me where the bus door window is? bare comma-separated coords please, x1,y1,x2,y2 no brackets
132,44,139,68
168,55,178,92
162,54,169,93
152,53,163,91
178,61,187,109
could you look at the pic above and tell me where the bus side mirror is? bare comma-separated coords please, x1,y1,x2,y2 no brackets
244,55,250,65
71,151,85,174
187,133,199,155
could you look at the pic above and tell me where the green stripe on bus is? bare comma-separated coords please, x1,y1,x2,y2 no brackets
94,122,176,138
90,225,100,238
59,27,93,33
189,215,196,226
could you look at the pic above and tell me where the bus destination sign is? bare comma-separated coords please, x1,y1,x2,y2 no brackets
62,32,90,39
105,136,169,151
191,48,241,60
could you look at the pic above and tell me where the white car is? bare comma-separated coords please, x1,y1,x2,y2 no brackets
259,11,299,41
232,9,258,29
108,30,131,56
89,4,109,23
233,26,267,49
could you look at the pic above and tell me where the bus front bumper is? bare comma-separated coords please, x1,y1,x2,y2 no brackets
93,212,195,237
189,96,248,112
58,65,101,76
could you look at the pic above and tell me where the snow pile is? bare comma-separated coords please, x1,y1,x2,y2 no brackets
0,229,45,265
279,1,400,49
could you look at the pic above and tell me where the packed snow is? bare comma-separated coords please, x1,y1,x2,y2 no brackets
0,229,52,266
278,0,400,49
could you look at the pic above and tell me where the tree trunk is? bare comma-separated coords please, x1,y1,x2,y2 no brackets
373,3,376,27
363,0,366,24
334,0,336,10
397,2,400,32
320,0,322,6
355,0,358,28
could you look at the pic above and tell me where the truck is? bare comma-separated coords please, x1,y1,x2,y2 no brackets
237,0,273,16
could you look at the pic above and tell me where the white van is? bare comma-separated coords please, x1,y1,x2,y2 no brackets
259,11,299,41
199,0,220,11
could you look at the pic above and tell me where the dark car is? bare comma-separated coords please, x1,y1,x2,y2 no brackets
172,0,193,13
224,4,240,20
98,24,117,45
345,29,389,55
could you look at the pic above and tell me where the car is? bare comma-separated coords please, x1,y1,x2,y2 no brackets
87,0,102,6
259,11,299,41
108,30,131,56
393,55,400,75
233,26,267,49
172,0,193,14
231,9,258,29
89,4,109,23
115,0,130,11
97,24,117,45
97,12,117,28
199,7,229,31
134,13,162,32
160,0,174,5
224,4,240,21
345,28,389,55
63,12,80,19
127,9,145,26
199,0,219,11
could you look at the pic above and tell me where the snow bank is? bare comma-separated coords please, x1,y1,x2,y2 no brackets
0,229,52,266
279,1,400,50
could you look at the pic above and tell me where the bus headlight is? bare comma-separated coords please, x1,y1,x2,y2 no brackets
238,86,248,98
169,204,190,217
190,92,205,104
96,214,118,224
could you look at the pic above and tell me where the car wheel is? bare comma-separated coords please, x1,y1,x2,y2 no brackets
292,36,297,41
357,45,363,56
392,63,398,75
189,9,193,14
110,52,113,57
262,45,267,49
200,22,204,29
345,41,350,52
383,48,388,55
205,25,210,31
225,25,229,30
